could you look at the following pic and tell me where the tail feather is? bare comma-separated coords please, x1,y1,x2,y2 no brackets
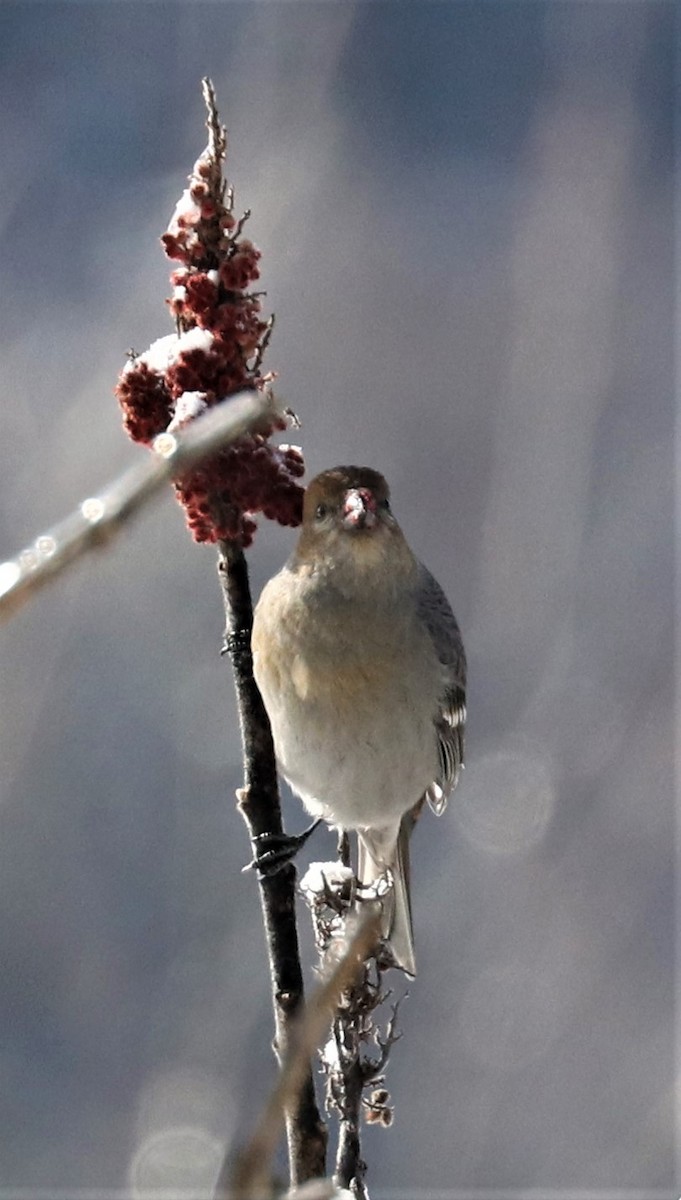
357,819,416,976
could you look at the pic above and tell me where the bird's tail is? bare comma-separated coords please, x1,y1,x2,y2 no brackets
357,818,415,977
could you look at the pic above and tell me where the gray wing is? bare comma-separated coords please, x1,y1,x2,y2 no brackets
416,563,467,815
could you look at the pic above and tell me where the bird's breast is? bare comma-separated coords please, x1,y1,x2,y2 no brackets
252,575,444,828
287,645,402,708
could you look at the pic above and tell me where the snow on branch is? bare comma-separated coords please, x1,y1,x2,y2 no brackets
0,388,272,623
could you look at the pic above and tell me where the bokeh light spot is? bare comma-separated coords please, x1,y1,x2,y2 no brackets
18,548,38,571
81,497,105,523
454,745,554,855
153,431,178,458
129,1125,223,1196
35,534,57,557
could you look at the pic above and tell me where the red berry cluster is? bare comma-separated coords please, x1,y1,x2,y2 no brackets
179,440,305,544
115,87,304,547
116,360,174,446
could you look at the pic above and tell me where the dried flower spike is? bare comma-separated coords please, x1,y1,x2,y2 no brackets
115,78,304,547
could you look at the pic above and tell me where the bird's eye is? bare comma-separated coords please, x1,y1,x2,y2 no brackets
315,503,328,521
380,497,391,511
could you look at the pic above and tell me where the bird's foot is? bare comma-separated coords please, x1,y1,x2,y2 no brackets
243,819,322,878
356,868,394,902
221,627,251,660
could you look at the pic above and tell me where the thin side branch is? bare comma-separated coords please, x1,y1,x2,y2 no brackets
202,75,227,164
227,911,382,1200
0,389,272,623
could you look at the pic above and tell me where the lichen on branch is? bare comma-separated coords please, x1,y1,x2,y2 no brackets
300,862,406,1194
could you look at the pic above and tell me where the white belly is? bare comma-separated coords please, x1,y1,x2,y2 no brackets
276,690,439,829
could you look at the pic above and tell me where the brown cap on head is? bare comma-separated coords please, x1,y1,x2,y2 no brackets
292,463,415,583
302,466,390,525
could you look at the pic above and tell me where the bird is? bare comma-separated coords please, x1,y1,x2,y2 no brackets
251,465,466,975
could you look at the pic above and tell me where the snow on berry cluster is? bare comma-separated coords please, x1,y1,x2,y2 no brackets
115,87,304,547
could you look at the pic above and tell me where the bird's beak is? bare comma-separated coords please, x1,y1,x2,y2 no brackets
341,487,378,531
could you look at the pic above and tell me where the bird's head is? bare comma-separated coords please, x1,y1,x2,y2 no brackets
292,466,417,590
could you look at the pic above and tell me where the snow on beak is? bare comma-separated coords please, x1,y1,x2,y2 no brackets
341,487,378,530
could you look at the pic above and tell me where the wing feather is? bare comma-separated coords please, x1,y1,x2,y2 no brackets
416,563,467,814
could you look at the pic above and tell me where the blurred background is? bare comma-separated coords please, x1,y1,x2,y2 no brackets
0,2,674,1196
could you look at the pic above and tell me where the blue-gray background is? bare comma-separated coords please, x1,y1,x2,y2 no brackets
0,2,674,1195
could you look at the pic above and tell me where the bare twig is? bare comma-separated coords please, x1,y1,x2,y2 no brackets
0,389,272,624
251,314,275,376
365,993,405,1080
202,75,227,164
225,910,382,1200
215,540,328,1195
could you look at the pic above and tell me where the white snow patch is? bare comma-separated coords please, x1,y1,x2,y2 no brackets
300,861,354,900
273,442,303,460
177,326,214,355
166,187,201,235
131,334,179,376
124,327,215,378
167,391,208,432
319,1035,340,1071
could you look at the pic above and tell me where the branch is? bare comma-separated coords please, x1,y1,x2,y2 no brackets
225,910,382,1200
0,389,273,623
300,865,404,1196
215,540,327,1193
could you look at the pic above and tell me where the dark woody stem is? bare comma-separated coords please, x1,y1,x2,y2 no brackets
333,1040,368,1198
214,537,327,1193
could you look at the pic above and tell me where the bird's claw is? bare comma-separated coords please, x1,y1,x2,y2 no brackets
356,868,394,902
221,627,251,658
242,819,322,877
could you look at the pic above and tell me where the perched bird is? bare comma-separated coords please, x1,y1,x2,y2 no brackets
251,466,466,975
